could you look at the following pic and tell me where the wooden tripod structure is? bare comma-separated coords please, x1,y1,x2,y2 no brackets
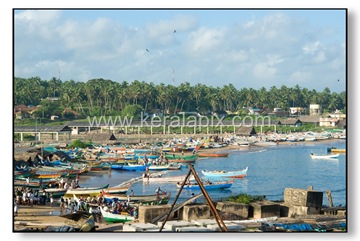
159,164,228,232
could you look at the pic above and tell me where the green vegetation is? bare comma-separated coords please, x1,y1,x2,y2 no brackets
14,77,346,120
67,139,92,148
227,194,266,204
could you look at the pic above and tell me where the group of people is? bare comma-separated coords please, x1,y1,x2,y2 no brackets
59,176,80,189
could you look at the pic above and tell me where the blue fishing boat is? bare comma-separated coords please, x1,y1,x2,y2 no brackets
201,167,248,178
121,163,150,171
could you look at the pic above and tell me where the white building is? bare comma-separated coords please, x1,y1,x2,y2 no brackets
310,104,321,116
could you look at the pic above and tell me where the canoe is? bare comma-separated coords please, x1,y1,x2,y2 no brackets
44,188,68,198
197,153,229,158
101,191,171,205
168,158,196,163
104,182,132,194
142,174,195,183
148,164,171,171
65,184,109,196
177,180,233,190
201,167,248,178
165,154,198,160
327,147,346,153
121,163,150,171
100,206,135,223
310,153,340,159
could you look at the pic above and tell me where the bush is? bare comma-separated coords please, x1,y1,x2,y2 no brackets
68,139,90,148
227,194,266,204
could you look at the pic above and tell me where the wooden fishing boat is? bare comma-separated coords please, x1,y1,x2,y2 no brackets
110,163,124,170
327,147,346,153
310,153,340,159
197,152,229,158
142,173,194,183
100,206,135,223
65,184,109,196
168,163,182,170
148,164,171,171
165,154,198,160
101,191,171,205
168,158,196,163
104,182,132,194
177,179,233,190
44,187,68,198
201,167,248,178
121,163,150,171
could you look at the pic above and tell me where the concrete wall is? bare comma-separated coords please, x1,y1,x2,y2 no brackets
216,201,249,219
284,188,323,208
249,201,280,219
181,204,211,222
138,204,172,223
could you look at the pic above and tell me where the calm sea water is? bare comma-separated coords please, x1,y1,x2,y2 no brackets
78,140,347,207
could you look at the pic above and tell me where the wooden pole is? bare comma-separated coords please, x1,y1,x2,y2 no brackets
158,169,193,232
189,165,228,232
159,164,228,232
326,190,334,207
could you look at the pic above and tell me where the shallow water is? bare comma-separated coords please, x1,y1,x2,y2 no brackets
78,140,347,207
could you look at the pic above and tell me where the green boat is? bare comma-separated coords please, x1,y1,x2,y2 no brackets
165,154,198,160
100,206,135,223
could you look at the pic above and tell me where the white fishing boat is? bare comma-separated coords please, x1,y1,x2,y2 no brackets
310,153,339,159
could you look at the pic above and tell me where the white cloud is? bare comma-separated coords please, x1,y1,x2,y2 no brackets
186,27,225,55
303,41,321,54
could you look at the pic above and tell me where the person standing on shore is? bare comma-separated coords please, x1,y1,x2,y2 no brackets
14,200,18,216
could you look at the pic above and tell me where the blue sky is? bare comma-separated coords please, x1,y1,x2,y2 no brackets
14,9,346,92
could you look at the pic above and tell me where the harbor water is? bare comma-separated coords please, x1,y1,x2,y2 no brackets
78,140,346,207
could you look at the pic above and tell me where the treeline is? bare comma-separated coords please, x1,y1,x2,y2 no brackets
14,76,346,118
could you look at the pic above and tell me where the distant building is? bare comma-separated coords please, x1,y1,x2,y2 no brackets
328,109,346,119
278,118,302,127
319,117,339,127
144,109,163,118
271,108,288,117
299,115,320,126
178,111,202,117
212,110,228,118
236,126,257,136
248,107,261,115
309,104,321,116
289,107,305,116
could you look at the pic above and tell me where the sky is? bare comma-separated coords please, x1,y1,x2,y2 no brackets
14,9,346,93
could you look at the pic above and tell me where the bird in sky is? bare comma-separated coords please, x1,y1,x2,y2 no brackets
174,30,176,33
146,49,149,52
338,79,340,82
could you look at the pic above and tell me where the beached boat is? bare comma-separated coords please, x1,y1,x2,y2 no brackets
121,163,150,171
165,154,198,160
148,164,171,171
201,167,248,178
65,184,109,196
177,179,234,190
168,158,196,163
100,206,135,223
104,182,132,194
142,173,195,183
310,153,340,159
101,191,171,205
44,187,68,198
197,152,229,158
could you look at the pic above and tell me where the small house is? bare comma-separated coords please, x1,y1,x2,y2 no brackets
278,118,302,127
236,126,257,136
